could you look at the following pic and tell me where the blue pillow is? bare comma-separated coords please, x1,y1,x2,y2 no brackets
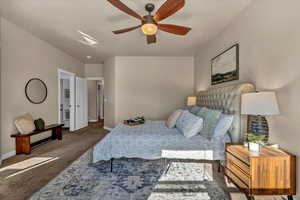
176,110,204,138
213,114,234,138
196,107,222,139
183,106,193,112
183,106,202,114
190,106,203,115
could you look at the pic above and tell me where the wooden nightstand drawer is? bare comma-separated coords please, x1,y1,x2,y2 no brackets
225,144,296,199
226,160,250,186
225,167,249,189
226,145,250,165
226,152,250,175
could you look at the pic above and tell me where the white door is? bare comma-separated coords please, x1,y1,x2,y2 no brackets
69,76,76,131
75,77,88,130
58,69,76,132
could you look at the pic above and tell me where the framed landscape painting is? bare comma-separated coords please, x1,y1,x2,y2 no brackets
211,44,239,85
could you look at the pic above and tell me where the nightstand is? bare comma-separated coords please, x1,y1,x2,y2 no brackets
224,144,296,200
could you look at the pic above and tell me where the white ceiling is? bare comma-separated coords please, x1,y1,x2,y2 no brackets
0,0,252,63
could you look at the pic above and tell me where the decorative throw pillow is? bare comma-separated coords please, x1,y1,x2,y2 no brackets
14,113,35,134
166,109,183,128
213,114,234,138
190,106,203,115
196,108,222,139
176,110,204,138
34,118,45,130
183,106,193,112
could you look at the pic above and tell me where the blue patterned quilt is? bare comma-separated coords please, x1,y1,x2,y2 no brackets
92,120,230,163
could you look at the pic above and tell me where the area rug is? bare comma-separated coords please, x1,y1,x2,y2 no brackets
29,149,230,200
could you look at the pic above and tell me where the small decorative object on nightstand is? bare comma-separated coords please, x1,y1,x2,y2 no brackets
225,144,296,200
246,133,266,152
241,91,280,142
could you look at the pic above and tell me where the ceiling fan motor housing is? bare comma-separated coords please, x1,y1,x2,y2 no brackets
145,3,155,13
142,15,157,25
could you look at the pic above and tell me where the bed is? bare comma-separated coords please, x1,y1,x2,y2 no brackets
92,83,255,163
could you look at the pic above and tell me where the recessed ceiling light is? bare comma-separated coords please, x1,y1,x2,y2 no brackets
78,30,98,47
86,56,92,59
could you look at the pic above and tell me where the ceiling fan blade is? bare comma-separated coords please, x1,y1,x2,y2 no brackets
158,24,191,35
107,0,143,21
113,25,141,34
153,0,185,22
147,35,156,44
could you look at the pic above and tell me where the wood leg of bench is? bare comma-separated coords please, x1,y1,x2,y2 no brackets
15,136,31,155
52,127,62,140
57,127,62,140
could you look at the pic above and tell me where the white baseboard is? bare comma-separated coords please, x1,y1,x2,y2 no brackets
104,126,113,131
1,150,16,160
88,120,98,122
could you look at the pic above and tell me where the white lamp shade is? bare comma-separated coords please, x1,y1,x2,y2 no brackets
241,92,280,115
187,96,197,106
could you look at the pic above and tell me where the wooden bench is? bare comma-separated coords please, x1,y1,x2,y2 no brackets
11,124,64,155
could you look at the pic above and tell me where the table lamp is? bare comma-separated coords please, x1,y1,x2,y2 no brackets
187,96,197,106
241,91,280,142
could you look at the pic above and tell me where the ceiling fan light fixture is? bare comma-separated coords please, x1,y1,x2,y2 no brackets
108,0,190,44
141,23,158,35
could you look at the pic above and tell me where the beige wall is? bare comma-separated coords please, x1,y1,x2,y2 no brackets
88,80,98,121
0,17,2,163
113,56,194,125
84,64,103,78
1,18,84,156
103,57,116,128
194,0,300,197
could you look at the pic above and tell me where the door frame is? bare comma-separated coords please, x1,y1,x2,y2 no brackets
58,68,76,131
86,77,104,121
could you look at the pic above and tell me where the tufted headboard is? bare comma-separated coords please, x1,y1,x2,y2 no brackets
196,83,255,143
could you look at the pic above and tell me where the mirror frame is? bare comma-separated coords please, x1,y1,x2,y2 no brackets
25,78,48,104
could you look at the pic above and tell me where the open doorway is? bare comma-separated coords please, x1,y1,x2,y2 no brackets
58,69,75,131
87,78,104,127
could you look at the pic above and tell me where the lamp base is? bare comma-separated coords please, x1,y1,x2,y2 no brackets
247,115,269,142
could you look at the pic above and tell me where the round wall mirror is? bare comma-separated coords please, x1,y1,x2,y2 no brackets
25,78,48,104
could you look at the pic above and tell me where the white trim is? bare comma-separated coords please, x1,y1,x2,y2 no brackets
89,119,98,122
104,126,113,131
86,77,104,81
58,68,75,76
1,151,16,160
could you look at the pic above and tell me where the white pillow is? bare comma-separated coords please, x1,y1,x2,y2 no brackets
213,114,234,138
14,113,35,134
176,110,204,138
166,109,182,128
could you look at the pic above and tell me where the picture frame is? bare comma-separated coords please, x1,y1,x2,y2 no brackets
211,44,239,85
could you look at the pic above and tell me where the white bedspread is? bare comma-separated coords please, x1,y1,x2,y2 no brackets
92,120,230,163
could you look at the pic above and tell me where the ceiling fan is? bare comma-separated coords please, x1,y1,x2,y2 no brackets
107,0,191,44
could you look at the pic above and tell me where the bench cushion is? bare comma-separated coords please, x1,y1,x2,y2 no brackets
14,113,35,134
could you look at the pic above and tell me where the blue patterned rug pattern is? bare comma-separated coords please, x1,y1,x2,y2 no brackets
29,149,230,200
